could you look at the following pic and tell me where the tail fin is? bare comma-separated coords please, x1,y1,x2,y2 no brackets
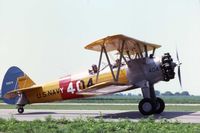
1,66,35,104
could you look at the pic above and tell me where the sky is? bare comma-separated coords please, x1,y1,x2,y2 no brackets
0,0,200,95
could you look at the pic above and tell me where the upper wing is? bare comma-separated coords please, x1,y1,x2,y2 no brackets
3,85,42,99
85,34,161,54
77,81,133,96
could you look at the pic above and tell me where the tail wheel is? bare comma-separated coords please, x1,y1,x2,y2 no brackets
18,107,24,114
154,97,165,114
138,98,154,115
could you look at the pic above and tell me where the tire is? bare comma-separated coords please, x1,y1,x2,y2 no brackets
138,98,154,115
154,97,165,114
18,108,24,114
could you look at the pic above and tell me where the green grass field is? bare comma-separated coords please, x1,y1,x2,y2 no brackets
0,117,200,133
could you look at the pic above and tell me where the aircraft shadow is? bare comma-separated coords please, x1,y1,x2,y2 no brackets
15,112,56,115
95,111,194,120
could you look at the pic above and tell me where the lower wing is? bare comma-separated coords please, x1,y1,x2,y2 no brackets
77,82,133,96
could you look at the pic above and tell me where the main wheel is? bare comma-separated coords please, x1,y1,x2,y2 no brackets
18,108,24,114
138,98,154,115
154,97,165,114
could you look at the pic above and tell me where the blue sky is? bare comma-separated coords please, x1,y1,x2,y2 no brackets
0,0,200,95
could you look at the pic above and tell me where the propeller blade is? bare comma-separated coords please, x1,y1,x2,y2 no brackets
176,48,180,63
178,66,182,88
176,48,182,88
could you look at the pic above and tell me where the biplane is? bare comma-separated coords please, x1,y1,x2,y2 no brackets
1,34,181,115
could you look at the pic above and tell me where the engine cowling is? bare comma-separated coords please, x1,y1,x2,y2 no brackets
161,53,175,81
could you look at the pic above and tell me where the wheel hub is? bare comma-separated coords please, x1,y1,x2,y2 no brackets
142,102,152,112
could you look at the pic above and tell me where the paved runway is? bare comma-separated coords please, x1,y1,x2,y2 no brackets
1,103,200,106
0,109,200,123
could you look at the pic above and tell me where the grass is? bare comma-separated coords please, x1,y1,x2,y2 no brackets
0,117,200,133
1,104,200,112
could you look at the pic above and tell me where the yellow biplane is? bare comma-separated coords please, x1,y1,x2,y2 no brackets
1,34,181,115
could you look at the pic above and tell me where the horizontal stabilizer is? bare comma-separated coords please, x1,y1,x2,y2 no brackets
3,85,42,99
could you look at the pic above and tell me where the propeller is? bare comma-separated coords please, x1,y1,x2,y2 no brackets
176,49,182,88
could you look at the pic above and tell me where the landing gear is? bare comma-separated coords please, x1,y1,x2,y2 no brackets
16,93,27,114
139,82,165,115
138,97,165,115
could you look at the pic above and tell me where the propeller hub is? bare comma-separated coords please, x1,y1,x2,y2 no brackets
176,62,182,67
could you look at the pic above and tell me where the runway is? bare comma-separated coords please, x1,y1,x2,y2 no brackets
1,103,200,106
1,109,200,123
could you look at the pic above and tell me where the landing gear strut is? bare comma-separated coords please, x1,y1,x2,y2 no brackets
139,82,165,115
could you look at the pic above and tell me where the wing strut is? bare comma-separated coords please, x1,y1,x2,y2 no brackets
136,43,143,58
116,40,125,81
152,47,156,56
96,39,127,83
126,51,131,60
144,45,148,57
96,43,104,83
96,39,117,83
121,54,128,65
103,45,117,81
